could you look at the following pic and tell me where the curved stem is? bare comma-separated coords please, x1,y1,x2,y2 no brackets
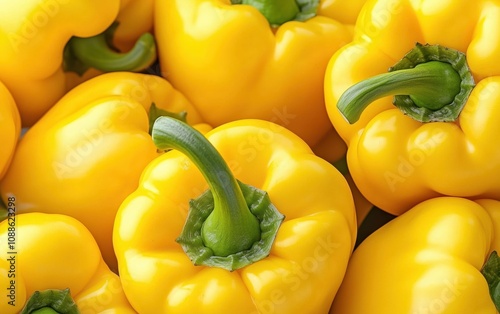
338,61,461,123
64,22,156,75
337,43,475,123
232,0,319,26
148,103,187,135
152,117,260,257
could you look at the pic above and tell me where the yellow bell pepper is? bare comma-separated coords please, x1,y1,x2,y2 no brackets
0,81,20,181
0,0,158,126
65,0,157,91
0,211,135,314
324,0,500,215
0,72,205,273
113,117,356,313
113,0,155,53
0,0,117,126
154,0,367,162
330,197,500,313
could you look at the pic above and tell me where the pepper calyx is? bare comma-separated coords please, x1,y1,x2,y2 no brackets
481,251,500,312
337,43,475,123
390,43,475,122
231,0,319,26
151,117,285,271
21,289,79,314
177,180,284,271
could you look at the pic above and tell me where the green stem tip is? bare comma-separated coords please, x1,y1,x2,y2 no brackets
231,0,319,26
151,116,285,271
21,289,79,314
337,43,475,123
64,22,157,76
148,103,187,135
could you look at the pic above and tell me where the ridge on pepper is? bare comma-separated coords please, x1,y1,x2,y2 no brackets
0,72,206,273
324,0,500,215
0,0,157,127
113,117,357,313
153,0,368,163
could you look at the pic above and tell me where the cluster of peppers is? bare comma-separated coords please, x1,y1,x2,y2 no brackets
1,0,500,313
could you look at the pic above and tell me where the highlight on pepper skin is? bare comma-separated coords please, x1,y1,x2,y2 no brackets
330,197,500,313
0,212,136,314
113,118,357,313
153,0,365,163
2,0,499,313
250,233,342,314
0,72,204,274
324,0,500,216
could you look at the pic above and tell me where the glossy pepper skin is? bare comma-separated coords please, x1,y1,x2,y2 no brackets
330,197,500,313
0,0,120,126
114,119,357,313
0,212,136,314
324,0,500,215
113,0,155,52
154,0,367,162
64,0,156,91
0,72,204,273
0,81,20,180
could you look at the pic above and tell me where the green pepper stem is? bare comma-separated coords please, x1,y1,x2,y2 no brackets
231,0,319,26
21,289,79,314
148,103,187,135
152,117,261,257
31,308,59,314
338,61,461,123
64,22,156,75
337,43,475,123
